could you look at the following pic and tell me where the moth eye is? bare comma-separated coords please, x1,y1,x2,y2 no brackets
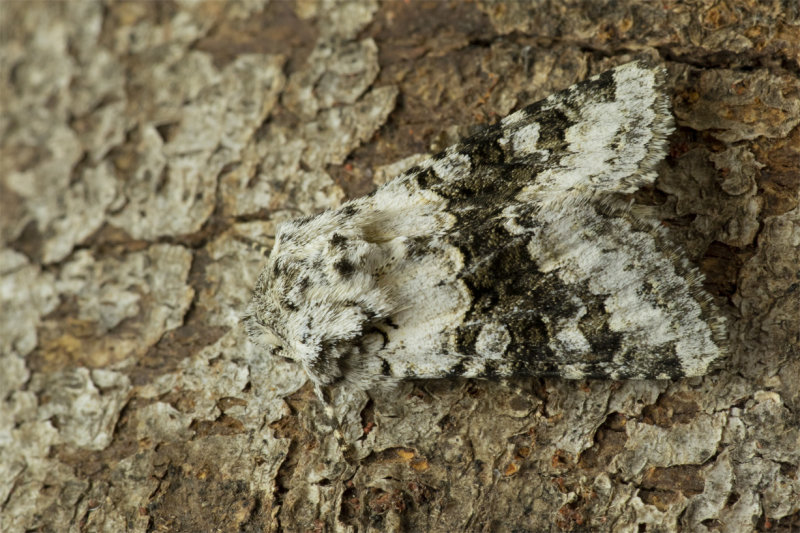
246,317,284,350
260,328,283,348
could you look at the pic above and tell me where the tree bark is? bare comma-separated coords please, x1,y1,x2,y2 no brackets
1,1,798,532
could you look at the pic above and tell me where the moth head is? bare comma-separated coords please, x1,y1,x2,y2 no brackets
245,222,394,391
244,259,331,381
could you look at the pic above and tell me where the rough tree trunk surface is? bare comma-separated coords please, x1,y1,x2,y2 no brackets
1,1,798,532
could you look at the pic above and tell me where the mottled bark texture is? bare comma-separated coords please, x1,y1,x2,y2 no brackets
1,1,798,532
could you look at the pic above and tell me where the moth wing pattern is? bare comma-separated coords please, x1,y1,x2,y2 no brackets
245,60,726,391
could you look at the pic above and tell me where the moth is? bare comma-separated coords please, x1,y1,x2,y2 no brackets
244,60,726,395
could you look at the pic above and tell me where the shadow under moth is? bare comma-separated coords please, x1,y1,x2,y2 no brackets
245,60,727,396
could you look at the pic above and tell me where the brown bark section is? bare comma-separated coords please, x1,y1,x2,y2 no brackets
1,1,798,532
